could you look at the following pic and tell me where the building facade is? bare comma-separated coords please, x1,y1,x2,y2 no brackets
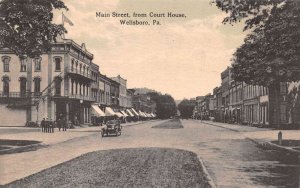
0,38,99,126
111,75,127,109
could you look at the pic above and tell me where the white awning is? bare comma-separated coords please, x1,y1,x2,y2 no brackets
138,110,144,116
115,112,124,118
105,107,116,116
91,105,105,117
121,110,128,117
131,108,139,116
126,109,134,117
139,111,148,117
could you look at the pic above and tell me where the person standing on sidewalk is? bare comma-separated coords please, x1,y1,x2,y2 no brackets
41,118,46,132
62,117,67,131
49,118,54,133
58,118,62,131
45,118,49,133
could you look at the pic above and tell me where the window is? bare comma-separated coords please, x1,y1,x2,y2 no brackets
71,59,74,71
2,56,10,72
280,104,287,122
54,57,62,71
34,57,41,72
33,77,41,96
71,80,74,95
20,58,27,72
2,76,10,96
19,77,27,96
280,82,287,95
54,77,62,96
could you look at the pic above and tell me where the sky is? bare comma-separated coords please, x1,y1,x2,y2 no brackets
54,0,247,100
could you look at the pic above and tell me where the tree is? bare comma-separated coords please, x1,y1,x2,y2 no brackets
148,92,177,119
213,0,300,127
178,99,196,119
0,0,68,58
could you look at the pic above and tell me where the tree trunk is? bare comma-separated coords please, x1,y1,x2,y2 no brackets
268,82,281,129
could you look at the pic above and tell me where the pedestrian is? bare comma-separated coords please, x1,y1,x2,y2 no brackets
45,117,49,133
63,117,67,131
58,118,62,131
41,118,45,132
49,118,54,133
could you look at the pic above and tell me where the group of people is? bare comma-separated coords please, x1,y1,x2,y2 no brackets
41,116,67,133
41,118,55,133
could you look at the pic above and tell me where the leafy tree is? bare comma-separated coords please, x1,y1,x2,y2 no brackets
0,0,68,58
178,99,196,119
148,92,177,119
213,0,300,127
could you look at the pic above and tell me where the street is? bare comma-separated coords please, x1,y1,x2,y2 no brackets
1,119,299,187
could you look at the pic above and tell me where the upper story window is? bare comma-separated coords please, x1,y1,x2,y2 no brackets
2,56,10,72
280,82,287,95
54,57,62,71
71,59,74,71
33,77,41,95
79,64,82,73
54,77,62,96
20,58,27,72
34,57,42,72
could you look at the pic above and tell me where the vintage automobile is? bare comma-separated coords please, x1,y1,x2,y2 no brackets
101,120,122,137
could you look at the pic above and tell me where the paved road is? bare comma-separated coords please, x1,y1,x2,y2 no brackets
1,119,299,187
99,119,299,187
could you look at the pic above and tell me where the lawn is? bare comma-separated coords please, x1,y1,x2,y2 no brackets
152,119,184,129
3,148,210,188
271,140,300,147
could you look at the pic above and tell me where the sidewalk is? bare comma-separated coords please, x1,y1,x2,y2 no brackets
0,120,152,185
0,121,145,146
201,120,300,155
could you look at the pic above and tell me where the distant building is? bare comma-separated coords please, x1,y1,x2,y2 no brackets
111,75,127,109
221,67,231,123
126,89,134,108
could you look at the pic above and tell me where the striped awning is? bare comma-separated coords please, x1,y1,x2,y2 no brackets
91,105,105,117
105,107,116,116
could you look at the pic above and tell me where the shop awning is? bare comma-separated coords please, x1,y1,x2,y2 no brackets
91,105,105,117
105,107,116,116
121,110,128,117
115,112,124,118
139,111,147,117
131,108,139,116
126,109,134,117
138,110,144,116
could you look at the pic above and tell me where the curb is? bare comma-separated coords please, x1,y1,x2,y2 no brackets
203,121,300,157
123,120,159,127
246,137,300,157
198,157,217,188
200,121,239,132
0,143,48,155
